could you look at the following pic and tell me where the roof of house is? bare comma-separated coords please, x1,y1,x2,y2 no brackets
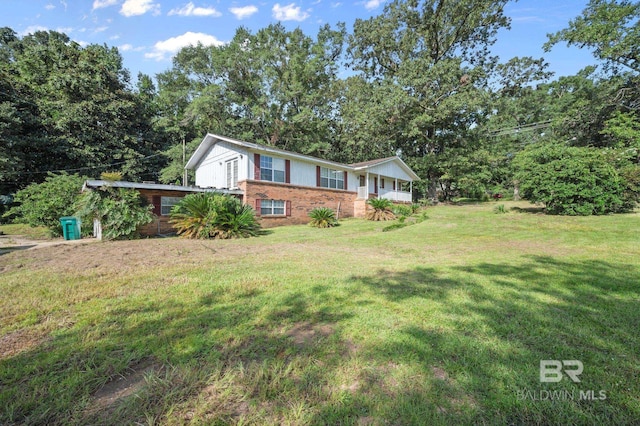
185,133,420,181
349,156,398,168
82,180,243,195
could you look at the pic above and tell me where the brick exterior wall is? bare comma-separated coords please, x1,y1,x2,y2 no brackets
137,189,189,236
240,180,358,227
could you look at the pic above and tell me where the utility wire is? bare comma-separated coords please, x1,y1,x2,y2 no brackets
19,153,165,175
489,120,553,137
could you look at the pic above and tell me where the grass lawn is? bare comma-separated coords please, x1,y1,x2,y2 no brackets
1,201,639,425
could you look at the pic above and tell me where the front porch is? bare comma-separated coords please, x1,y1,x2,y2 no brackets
356,173,413,203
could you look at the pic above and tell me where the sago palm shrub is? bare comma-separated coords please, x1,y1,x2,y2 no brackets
170,192,260,239
366,198,396,221
308,207,339,228
210,197,261,238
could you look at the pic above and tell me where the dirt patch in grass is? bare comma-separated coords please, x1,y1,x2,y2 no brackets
286,322,335,346
0,328,49,359
0,237,294,276
84,359,160,418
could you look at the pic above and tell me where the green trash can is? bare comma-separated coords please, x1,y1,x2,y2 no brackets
60,217,82,240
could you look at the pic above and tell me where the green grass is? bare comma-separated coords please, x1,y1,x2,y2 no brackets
1,201,639,425
0,223,51,239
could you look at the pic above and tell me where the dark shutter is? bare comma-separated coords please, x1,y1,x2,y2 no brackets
381,178,385,189
285,159,291,183
255,199,261,216
152,195,161,215
254,153,261,180
285,200,291,216
316,166,321,187
374,177,378,194
343,171,348,190
393,180,396,191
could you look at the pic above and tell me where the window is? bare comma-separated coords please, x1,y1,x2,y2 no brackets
226,158,238,188
320,167,344,189
161,196,183,216
260,155,285,183
260,199,285,216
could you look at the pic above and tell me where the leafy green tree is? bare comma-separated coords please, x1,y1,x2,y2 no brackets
347,0,512,199
0,28,170,193
75,186,154,240
513,142,634,215
545,0,640,74
158,23,346,183
5,173,86,236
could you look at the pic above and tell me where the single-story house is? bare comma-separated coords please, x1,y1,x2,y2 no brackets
82,179,241,236
184,133,420,227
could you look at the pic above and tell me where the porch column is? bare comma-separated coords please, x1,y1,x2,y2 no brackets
365,172,369,198
395,178,398,201
410,181,413,201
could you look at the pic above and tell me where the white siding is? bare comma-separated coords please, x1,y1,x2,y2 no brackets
359,161,414,182
194,141,248,188
249,155,357,191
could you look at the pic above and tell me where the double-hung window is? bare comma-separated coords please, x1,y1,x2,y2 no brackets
320,167,344,190
260,199,285,216
226,158,238,188
260,156,285,183
161,196,182,216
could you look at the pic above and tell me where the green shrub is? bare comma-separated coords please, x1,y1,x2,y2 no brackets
308,207,339,228
366,198,396,221
514,143,634,215
75,186,154,240
392,204,412,217
493,204,508,214
170,192,260,239
6,173,86,236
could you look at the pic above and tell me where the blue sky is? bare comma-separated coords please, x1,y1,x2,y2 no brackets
1,0,596,81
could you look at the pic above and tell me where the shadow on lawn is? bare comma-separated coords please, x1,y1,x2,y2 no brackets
1,256,639,425
345,256,640,424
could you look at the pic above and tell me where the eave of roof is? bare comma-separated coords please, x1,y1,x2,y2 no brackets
82,180,243,195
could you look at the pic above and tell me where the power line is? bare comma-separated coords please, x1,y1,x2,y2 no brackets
20,153,165,175
489,120,552,137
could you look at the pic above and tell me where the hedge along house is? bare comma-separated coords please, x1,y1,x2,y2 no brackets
82,180,242,237
185,133,420,227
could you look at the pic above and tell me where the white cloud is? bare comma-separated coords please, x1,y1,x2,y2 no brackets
56,26,74,34
145,31,224,61
364,0,384,10
45,3,55,10
272,3,309,21
20,25,49,36
119,43,133,51
229,5,258,19
168,2,222,17
94,26,109,33
120,0,160,17
92,0,118,10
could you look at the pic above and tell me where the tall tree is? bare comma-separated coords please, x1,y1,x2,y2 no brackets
347,0,512,199
0,28,166,193
158,23,346,183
